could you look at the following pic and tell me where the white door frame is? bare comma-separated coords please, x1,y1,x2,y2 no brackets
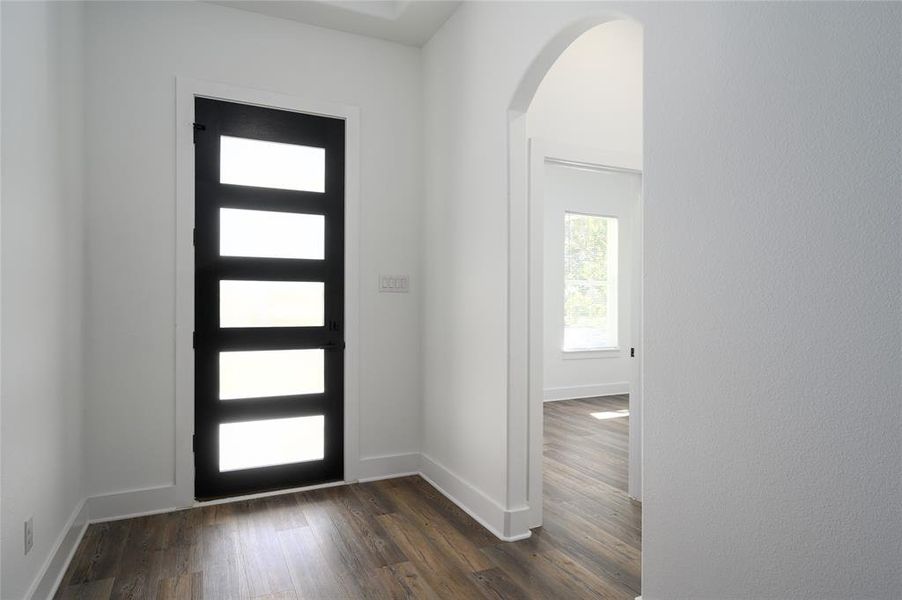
526,138,643,527
174,77,361,507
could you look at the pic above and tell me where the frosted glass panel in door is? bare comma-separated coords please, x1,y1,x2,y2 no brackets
219,415,324,472
220,208,324,260
220,280,324,328
220,136,325,192
219,349,324,399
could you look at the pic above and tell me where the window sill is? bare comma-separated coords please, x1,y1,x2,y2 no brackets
561,347,622,360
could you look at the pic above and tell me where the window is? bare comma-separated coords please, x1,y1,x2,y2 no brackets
563,212,618,351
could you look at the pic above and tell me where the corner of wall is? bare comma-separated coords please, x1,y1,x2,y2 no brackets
25,500,89,600
419,454,531,541
2,1,91,597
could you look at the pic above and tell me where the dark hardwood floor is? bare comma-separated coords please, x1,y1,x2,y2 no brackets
56,395,640,599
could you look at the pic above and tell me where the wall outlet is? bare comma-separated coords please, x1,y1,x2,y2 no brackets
24,517,33,555
379,274,409,293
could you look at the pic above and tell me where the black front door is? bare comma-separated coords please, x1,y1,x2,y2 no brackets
193,97,345,500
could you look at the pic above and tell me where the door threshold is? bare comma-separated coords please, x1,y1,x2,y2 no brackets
193,478,350,508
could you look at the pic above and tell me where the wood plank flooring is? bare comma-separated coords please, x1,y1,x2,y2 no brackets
56,395,640,599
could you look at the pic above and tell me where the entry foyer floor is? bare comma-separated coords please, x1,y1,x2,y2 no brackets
56,395,640,599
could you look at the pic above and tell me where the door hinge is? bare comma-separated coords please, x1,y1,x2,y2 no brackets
630,347,635,358
193,122,206,143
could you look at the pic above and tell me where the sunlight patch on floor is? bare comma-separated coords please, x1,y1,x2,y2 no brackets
590,409,629,420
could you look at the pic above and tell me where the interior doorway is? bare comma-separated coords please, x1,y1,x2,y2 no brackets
517,18,644,596
510,17,643,539
537,151,641,404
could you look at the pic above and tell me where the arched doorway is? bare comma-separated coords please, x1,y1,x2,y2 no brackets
506,15,644,535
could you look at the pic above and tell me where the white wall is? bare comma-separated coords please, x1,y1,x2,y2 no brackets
1,2,86,598
82,1,422,497
541,162,640,400
527,20,642,158
422,2,901,598
421,4,511,509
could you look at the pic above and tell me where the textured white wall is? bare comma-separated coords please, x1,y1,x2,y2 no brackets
422,2,901,597
83,1,422,496
1,2,86,597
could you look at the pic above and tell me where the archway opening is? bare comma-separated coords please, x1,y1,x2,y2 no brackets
507,17,644,596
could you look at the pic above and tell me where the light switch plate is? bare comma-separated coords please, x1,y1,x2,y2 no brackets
379,274,409,293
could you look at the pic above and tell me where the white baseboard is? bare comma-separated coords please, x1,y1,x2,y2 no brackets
357,452,421,482
27,499,89,600
419,453,531,542
543,382,629,402
86,484,181,523
80,454,424,525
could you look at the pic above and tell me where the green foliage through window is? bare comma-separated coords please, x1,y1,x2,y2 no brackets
563,213,617,350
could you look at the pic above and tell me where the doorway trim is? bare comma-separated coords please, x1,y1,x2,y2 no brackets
174,77,360,508
526,138,643,527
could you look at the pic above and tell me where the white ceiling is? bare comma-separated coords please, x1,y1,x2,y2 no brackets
207,0,461,46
